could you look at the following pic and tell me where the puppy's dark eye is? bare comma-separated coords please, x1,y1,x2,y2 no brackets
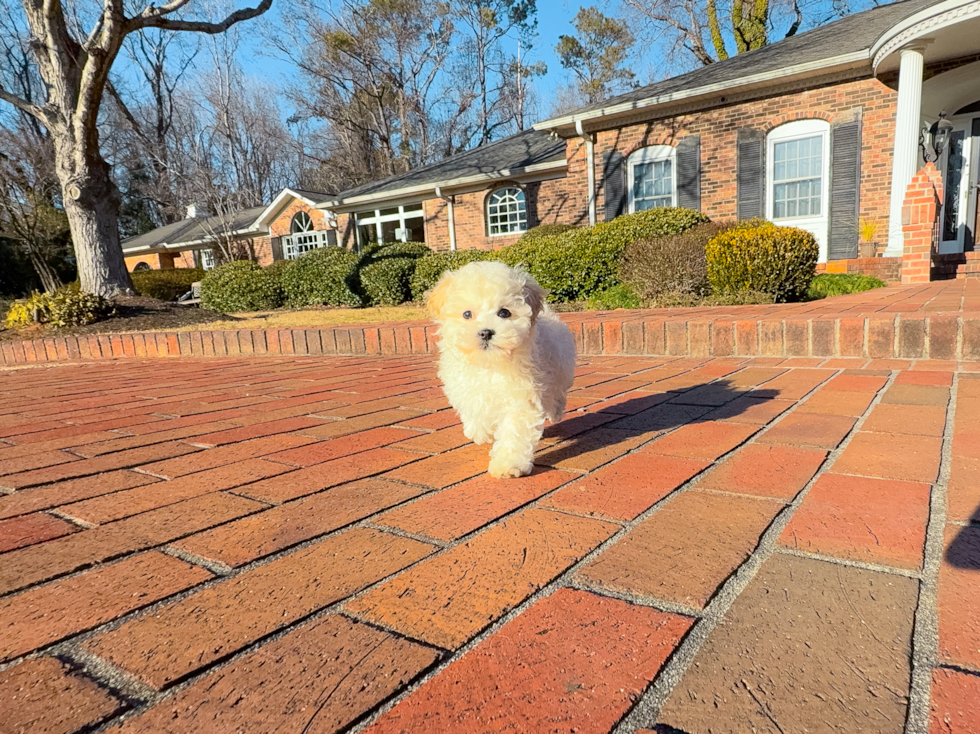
497,308,511,319
462,311,472,320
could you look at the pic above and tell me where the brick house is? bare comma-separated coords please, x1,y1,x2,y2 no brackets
122,189,338,271
126,0,980,284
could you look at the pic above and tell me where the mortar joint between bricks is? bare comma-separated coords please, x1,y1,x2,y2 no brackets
607,367,901,733
902,370,956,734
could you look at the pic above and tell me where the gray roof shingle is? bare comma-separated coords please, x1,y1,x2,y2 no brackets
122,205,269,252
537,0,941,125
330,128,566,204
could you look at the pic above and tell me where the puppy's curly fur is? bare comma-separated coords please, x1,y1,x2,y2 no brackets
427,261,576,478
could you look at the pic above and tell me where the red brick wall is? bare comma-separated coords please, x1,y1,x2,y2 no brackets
818,257,902,282
422,174,585,252
567,76,897,254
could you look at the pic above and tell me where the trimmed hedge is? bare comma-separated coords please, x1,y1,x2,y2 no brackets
706,223,818,303
130,268,204,301
200,261,282,312
620,221,730,300
360,257,417,306
585,283,642,310
281,248,363,307
503,207,709,302
410,250,497,301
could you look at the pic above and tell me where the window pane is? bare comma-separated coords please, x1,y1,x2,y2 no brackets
633,159,672,211
772,135,822,219
486,187,527,235
943,131,966,241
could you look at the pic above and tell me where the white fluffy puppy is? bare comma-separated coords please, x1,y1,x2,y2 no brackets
427,261,576,478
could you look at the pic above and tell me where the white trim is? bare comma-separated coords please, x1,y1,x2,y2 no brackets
766,120,831,261
872,0,980,70
253,188,324,229
627,145,676,213
533,51,869,132
486,186,528,236
317,159,567,210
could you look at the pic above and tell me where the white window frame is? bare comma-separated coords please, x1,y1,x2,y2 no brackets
281,211,335,260
485,186,528,236
627,145,676,212
766,119,831,260
354,204,426,248
199,249,216,271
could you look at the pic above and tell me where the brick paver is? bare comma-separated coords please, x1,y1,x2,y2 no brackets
0,352,975,733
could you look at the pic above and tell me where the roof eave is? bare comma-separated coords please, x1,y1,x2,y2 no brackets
316,159,568,212
533,50,871,134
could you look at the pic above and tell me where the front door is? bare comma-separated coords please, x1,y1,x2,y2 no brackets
939,119,978,253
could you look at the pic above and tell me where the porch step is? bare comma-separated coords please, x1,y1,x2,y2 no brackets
933,251,980,279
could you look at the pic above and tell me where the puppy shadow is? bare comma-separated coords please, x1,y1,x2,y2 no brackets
540,380,779,463
944,517,980,570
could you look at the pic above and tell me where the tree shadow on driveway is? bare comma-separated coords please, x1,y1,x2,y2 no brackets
539,380,780,465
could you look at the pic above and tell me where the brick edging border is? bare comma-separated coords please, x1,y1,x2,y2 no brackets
3,314,980,365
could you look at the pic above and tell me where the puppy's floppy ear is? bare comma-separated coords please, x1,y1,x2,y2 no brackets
522,275,547,319
426,271,454,318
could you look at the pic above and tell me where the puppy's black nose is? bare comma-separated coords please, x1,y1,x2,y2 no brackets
478,328,494,341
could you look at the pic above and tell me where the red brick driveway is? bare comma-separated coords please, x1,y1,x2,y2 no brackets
1,354,978,733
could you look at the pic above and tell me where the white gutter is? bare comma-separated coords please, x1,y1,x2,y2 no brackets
576,120,597,225
316,159,567,210
435,186,457,251
534,50,870,131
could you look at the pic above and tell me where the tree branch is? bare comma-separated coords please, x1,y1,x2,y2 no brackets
130,0,273,35
0,82,45,120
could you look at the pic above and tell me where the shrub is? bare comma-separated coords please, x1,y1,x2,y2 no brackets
518,223,577,244
504,207,709,302
410,250,497,301
4,287,114,328
585,283,642,310
263,259,294,306
130,268,204,301
620,221,731,300
281,247,363,308
649,290,776,309
807,273,886,300
360,257,417,306
706,223,818,302
200,260,282,312
371,241,432,259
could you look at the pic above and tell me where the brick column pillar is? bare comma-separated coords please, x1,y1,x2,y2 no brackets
901,162,943,284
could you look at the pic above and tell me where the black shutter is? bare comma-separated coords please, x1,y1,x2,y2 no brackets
270,236,283,261
603,150,626,221
676,135,701,211
828,116,862,260
737,128,765,220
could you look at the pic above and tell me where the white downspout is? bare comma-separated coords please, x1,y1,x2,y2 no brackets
436,186,457,251
577,119,597,225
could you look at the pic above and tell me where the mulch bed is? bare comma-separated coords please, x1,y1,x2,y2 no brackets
0,296,233,342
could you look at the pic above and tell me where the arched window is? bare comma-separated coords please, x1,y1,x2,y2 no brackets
628,145,675,212
290,211,314,233
486,187,527,236
132,262,151,271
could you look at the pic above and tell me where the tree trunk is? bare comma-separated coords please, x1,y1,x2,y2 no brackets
55,145,134,297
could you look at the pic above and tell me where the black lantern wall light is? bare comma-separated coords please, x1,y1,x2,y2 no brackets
920,112,955,163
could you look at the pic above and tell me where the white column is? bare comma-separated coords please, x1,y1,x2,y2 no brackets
447,196,457,251
577,120,596,225
886,43,929,255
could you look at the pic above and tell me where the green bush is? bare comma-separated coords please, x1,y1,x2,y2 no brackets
281,247,363,308
807,273,886,300
370,241,432,259
200,260,282,312
585,283,642,310
649,290,777,309
620,221,731,300
410,250,498,301
706,223,818,303
360,257,417,306
130,268,204,301
263,259,294,306
503,207,709,302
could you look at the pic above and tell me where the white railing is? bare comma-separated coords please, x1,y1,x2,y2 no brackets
282,230,335,260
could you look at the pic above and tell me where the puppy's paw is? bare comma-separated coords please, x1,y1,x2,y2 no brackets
488,457,534,479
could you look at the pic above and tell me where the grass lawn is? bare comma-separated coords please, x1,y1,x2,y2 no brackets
173,304,429,332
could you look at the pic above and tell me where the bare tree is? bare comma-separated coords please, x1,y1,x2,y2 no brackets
557,6,636,104
0,0,273,297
